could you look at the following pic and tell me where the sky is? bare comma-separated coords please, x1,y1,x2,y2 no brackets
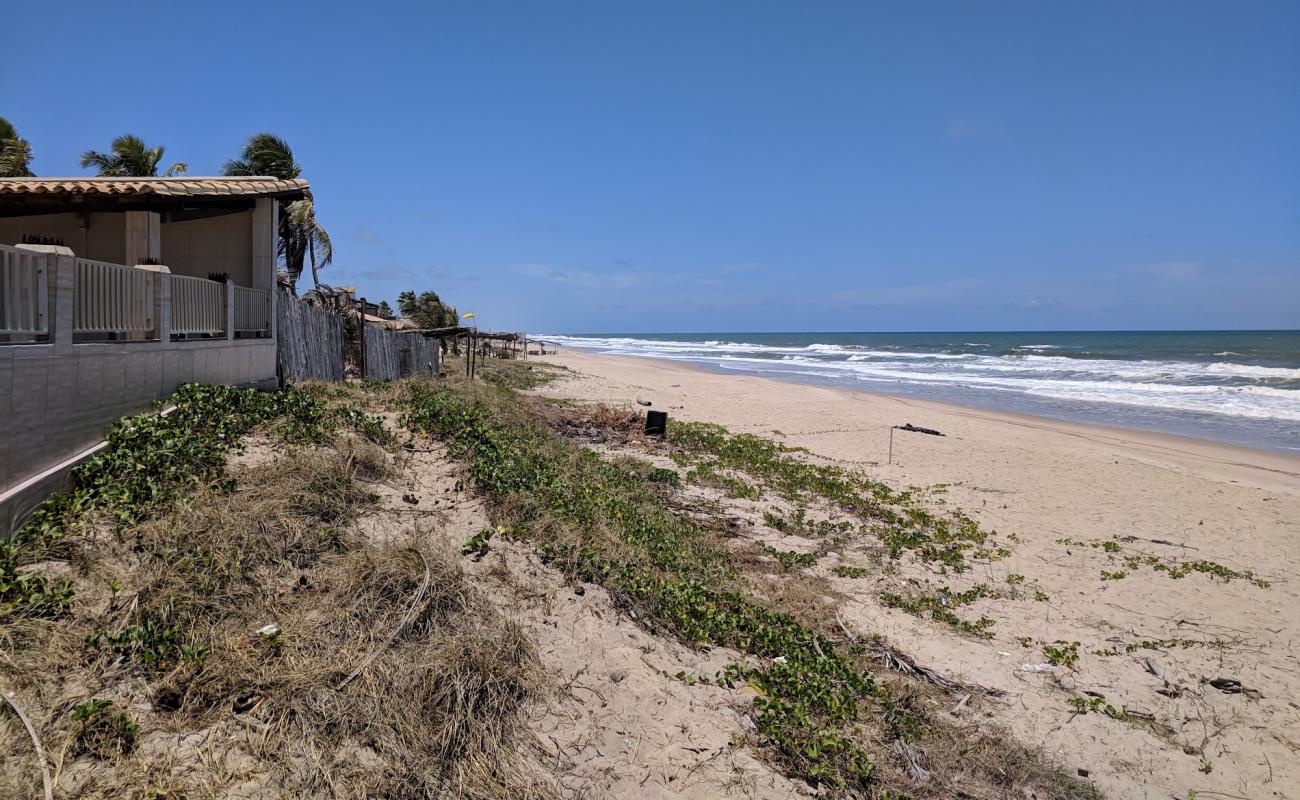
4,0,1298,333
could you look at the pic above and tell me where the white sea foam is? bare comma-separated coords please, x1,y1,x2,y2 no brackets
536,334,1300,423
1202,363,1300,380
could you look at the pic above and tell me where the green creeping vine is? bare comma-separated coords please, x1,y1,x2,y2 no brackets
763,507,855,538
760,543,818,569
880,585,996,638
667,421,992,572
84,611,210,668
1,383,332,618
1056,538,1270,588
401,382,924,791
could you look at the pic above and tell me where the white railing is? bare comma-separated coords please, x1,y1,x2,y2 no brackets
234,286,270,333
74,258,153,334
1,245,48,336
172,275,226,336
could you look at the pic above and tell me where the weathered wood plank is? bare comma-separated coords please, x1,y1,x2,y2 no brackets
275,289,344,382
361,324,440,381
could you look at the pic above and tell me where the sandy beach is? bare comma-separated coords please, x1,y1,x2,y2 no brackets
536,348,1300,799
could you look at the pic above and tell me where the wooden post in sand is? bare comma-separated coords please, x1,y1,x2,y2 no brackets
358,297,367,380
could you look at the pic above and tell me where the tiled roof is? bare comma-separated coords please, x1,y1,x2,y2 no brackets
0,177,310,198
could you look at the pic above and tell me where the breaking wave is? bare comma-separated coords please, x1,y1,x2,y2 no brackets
536,333,1300,427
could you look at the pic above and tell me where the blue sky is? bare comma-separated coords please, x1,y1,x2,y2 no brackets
5,0,1298,333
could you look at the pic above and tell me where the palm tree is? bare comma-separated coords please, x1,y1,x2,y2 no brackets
397,290,459,328
221,133,301,179
222,133,330,293
0,117,34,177
282,199,333,291
79,134,187,177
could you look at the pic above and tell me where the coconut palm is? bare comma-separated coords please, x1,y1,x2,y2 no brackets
223,133,332,293
79,134,187,177
221,133,301,179
0,117,34,177
282,199,333,291
398,290,459,328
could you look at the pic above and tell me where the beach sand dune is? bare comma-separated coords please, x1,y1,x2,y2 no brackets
536,349,1300,799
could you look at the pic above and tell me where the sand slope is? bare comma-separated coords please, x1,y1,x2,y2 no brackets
535,350,1300,800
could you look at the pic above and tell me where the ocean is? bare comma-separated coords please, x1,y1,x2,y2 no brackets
536,331,1300,453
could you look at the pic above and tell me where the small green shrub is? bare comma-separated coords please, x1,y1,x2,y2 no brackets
1042,641,1080,670
70,699,139,759
646,467,681,486
85,611,209,670
760,543,817,569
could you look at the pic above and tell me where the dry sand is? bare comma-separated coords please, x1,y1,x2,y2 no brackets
383,435,806,799
534,349,1300,800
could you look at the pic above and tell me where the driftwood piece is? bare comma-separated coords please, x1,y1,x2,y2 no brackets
1,689,54,800
335,552,433,690
896,423,945,437
834,613,1001,695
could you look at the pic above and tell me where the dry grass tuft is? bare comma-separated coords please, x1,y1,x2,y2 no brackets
0,430,556,799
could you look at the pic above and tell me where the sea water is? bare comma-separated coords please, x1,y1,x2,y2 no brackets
537,331,1300,453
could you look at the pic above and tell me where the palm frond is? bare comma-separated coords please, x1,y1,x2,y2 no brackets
310,222,333,267
223,133,301,179
0,137,34,177
79,150,114,172
80,134,184,177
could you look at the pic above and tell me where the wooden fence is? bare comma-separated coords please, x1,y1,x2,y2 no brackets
276,289,440,384
276,288,345,382
361,323,440,381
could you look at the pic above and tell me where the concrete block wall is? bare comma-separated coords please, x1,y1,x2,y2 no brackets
0,245,277,533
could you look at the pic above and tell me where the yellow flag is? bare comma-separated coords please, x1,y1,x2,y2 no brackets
463,312,476,319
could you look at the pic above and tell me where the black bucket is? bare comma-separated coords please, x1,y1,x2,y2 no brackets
644,410,668,437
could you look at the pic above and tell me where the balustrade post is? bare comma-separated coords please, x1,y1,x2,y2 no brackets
226,279,236,341
139,264,172,342
44,253,67,354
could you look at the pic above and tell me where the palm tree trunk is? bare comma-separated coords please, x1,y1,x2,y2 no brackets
308,238,321,291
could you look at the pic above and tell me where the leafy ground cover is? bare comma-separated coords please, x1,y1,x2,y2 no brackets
2,384,331,618
1,381,553,799
399,376,1095,798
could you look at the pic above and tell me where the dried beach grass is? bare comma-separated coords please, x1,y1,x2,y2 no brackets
0,437,555,799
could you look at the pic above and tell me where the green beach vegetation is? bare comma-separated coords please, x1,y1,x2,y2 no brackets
398,367,1096,797
1,368,1100,798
